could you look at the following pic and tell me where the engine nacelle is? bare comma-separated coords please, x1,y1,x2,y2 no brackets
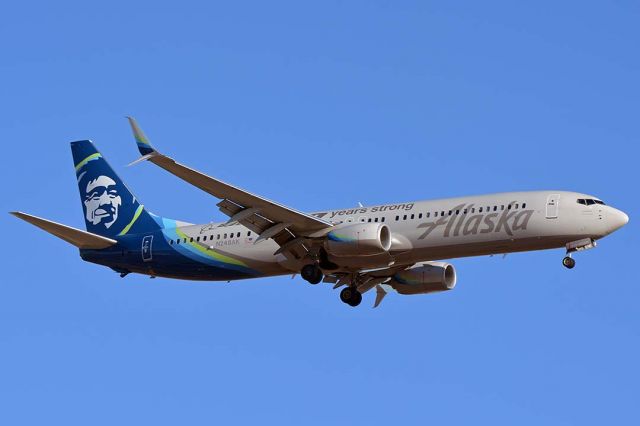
389,262,457,295
324,223,392,256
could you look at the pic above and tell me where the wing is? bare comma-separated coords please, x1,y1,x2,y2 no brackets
126,117,333,262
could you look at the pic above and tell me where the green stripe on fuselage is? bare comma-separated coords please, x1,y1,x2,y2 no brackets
175,228,249,268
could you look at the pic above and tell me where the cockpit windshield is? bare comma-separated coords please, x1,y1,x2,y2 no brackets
577,198,605,206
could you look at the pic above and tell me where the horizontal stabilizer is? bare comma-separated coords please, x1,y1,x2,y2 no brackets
10,212,118,249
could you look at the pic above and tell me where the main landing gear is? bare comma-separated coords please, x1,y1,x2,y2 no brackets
301,264,323,284
339,287,362,307
562,255,576,269
301,263,363,307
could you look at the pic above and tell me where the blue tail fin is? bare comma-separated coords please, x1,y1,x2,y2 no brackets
71,140,161,238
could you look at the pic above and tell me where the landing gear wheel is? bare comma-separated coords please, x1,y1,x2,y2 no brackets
562,256,576,269
301,264,323,284
349,290,362,307
339,287,362,307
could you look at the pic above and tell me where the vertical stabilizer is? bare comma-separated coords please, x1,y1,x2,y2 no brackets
71,140,161,238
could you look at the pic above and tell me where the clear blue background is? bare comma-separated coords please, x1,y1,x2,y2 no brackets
1,1,637,424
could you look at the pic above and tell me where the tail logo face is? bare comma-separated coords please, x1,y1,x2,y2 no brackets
82,175,122,228
72,140,161,239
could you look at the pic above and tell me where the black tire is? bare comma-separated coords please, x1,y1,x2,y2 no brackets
348,290,362,307
309,267,323,284
340,287,354,304
301,264,322,284
562,256,576,269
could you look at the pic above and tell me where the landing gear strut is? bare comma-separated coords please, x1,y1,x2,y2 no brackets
339,287,362,307
562,238,596,269
562,255,576,269
301,264,323,284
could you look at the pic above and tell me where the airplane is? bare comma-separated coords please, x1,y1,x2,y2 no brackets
11,118,629,308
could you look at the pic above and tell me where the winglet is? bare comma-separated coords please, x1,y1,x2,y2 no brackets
126,116,156,156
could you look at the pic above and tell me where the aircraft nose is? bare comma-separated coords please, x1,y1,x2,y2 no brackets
609,208,629,231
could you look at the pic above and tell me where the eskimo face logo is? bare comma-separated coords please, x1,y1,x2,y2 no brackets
83,175,122,228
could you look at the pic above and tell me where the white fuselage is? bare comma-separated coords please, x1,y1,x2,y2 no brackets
167,190,628,278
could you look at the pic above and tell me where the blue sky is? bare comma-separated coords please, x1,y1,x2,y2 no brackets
1,1,638,424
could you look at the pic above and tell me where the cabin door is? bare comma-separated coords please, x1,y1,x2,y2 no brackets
546,194,559,219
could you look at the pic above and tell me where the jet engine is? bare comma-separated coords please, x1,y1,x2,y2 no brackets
324,223,392,256
388,262,457,295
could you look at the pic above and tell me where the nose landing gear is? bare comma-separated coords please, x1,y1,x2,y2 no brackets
562,238,597,269
562,256,576,269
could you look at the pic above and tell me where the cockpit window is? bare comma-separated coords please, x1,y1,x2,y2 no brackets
578,198,606,206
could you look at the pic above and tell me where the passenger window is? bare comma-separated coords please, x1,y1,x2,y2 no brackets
448,211,452,216
471,208,475,213
479,207,483,213
217,234,220,240
418,213,423,219
176,239,180,245
515,203,519,209
441,211,445,216
522,203,527,208
434,212,438,217
508,205,512,210
374,218,378,222
493,206,497,211
501,205,504,211
368,218,372,222
197,236,201,242
410,214,414,220
190,237,194,242
224,233,227,239
456,210,460,215
427,212,430,218
381,217,385,222
237,232,240,237
169,240,173,245
184,238,187,243
247,231,251,236
403,215,407,220
395,215,399,221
